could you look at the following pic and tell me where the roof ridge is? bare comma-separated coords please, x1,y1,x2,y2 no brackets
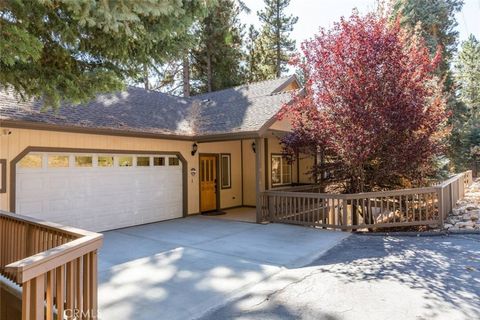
269,88,299,96
126,85,192,100
192,75,295,98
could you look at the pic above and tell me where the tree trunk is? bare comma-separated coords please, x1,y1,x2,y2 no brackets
143,64,149,90
275,0,281,78
206,50,212,92
182,54,190,97
319,147,325,192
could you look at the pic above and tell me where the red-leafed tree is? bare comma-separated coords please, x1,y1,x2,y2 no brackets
280,12,449,193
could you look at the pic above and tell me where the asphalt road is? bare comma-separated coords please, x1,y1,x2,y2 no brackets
199,233,480,320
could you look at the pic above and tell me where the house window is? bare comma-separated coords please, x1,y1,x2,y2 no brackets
221,154,231,189
118,156,133,167
137,156,150,167
169,157,179,166
48,155,69,168
98,156,114,167
18,154,43,168
271,155,292,186
153,157,165,166
75,156,92,167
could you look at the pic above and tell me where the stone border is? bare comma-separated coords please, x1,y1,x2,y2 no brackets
355,230,480,237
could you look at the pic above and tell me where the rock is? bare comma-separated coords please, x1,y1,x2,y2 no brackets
462,211,479,221
443,223,453,229
466,206,479,211
452,208,463,216
456,221,475,228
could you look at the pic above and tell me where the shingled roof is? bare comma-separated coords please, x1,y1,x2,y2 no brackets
0,76,299,139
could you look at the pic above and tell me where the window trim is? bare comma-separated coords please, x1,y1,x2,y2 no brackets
271,154,293,187
220,153,232,189
0,159,6,193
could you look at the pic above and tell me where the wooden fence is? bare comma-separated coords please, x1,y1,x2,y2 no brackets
0,211,103,320
259,171,473,231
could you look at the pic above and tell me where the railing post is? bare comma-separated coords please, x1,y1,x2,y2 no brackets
89,251,99,320
437,187,444,228
342,198,348,231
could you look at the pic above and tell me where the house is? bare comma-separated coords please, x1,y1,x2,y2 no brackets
0,75,314,232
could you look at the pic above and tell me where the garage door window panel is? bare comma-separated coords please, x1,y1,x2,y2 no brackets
48,155,69,168
169,157,180,166
18,154,43,169
75,156,93,167
154,157,165,166
118,156,133,167
98,156,114,167
137,156,150,167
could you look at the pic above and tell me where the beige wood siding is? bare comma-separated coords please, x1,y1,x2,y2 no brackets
299,156,315,184
242,139,257,206
269,116,293,132
0,127,200,214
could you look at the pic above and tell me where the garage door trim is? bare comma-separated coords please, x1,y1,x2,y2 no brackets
10,146,188,218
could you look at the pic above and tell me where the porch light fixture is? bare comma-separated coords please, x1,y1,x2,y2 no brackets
251,141,256,153
191,143,198,156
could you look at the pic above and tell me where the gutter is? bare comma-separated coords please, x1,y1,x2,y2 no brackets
0,119,263,142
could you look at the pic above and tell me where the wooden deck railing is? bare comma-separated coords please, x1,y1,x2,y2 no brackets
0,211,103,320
259,171,473,231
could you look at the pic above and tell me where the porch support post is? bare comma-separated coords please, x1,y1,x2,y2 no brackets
255,137,266,223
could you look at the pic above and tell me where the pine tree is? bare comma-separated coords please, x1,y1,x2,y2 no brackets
0,0,212,107
455,35,480,168
457,35,480,123
245,25,260,82
257,0,298,79
392,0,465,171
190,0,245,94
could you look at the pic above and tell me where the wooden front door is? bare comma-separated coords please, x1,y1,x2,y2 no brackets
200,155,218,212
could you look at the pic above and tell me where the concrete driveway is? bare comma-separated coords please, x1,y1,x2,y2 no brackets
97,216,349,320
201,233,480,320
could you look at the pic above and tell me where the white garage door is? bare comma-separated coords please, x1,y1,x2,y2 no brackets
16,152,183,232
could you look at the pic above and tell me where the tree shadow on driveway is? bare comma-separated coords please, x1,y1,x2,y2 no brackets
310,234,480,319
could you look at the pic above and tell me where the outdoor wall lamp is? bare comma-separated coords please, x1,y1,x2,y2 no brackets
251,141,256,153
191,142,198,156
190,168,197,176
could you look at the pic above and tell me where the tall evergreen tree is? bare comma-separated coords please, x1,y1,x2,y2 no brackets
190,0,245,94
0,0,212,107
455,35,480,168
392,0,464,171
245,25,260,82
457,35,480,123
257,0,298,79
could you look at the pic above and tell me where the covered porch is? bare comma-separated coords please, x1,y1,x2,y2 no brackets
196,132,315,223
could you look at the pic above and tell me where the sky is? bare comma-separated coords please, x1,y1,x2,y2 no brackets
240,0,480,52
